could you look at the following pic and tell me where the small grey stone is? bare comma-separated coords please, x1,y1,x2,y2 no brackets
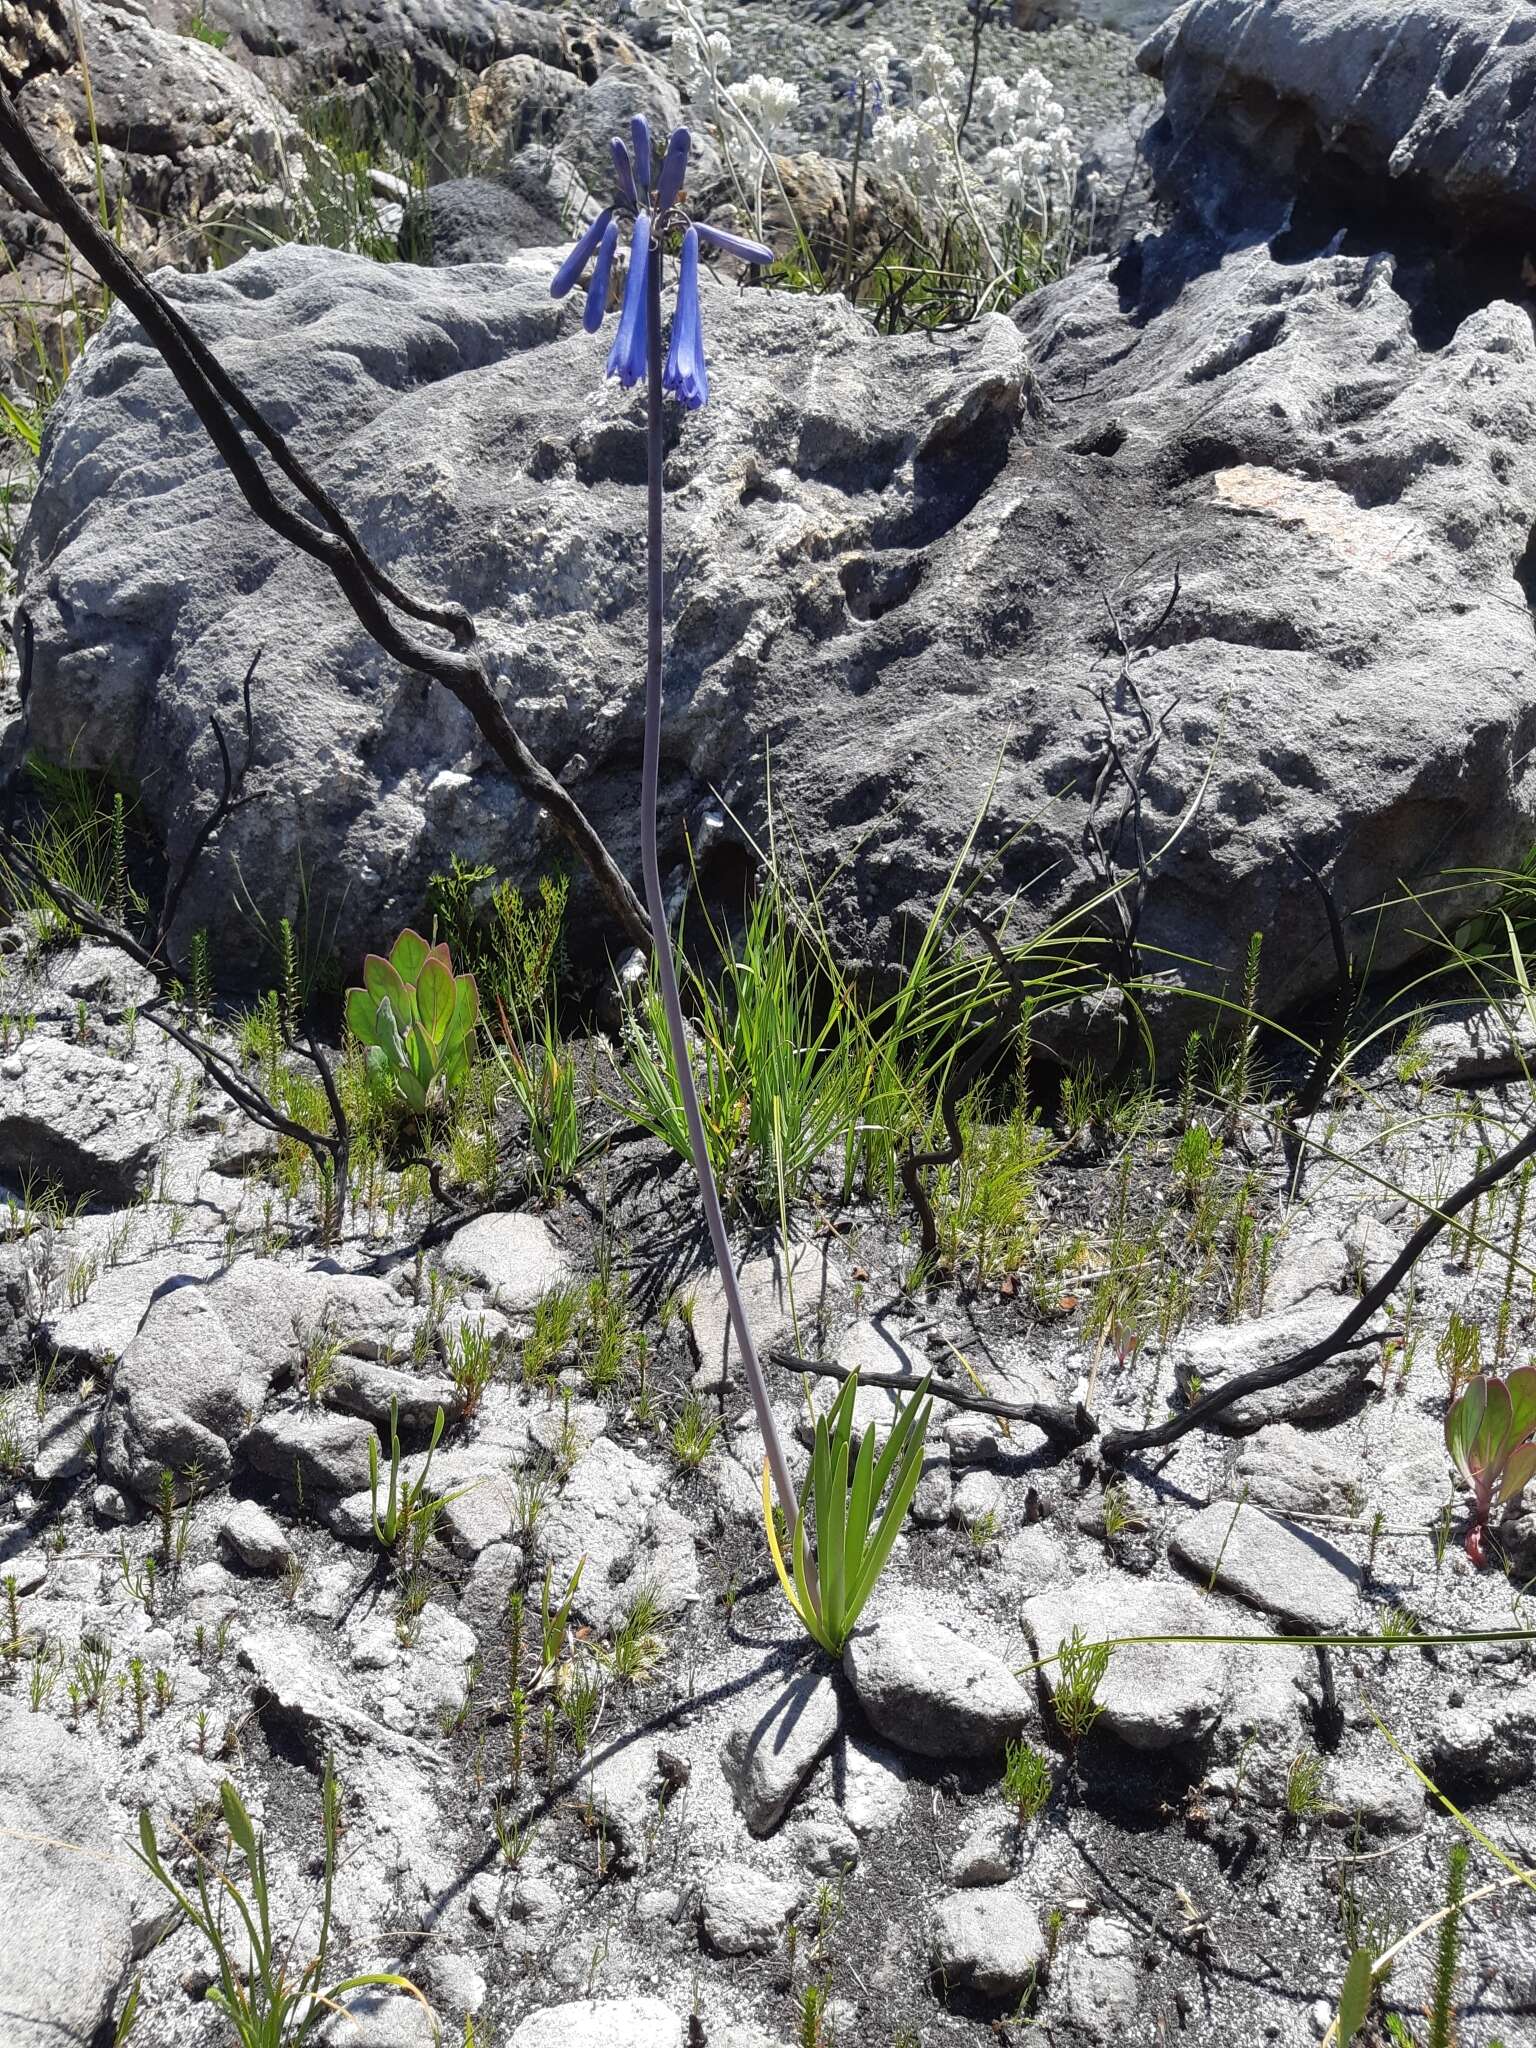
1323,1751,1425,1837
843,1614,1031,1759
327,1356,460,1433
243,1405,379,1501
949,1810,1017,1887
699,1863,800,1958
439,1214,571,1312
1234,1425,1364,1521
794,1816,860,1877
838,1734,910,1836
507,2000,685,2048
722,1670,843,1836
952,1470,1004,1530
1178,1300,1385,1431
1063,1916,1143,2043
1021,1580,1232,1752
32,1397,99,1485
910,1447,954,1525
220,1499,294,1573
0,1548,47,1597
1170,1502,1359,1631
534,1437,700,1630
928,1886,1046,1999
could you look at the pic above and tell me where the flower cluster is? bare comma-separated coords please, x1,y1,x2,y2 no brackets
549,113,771,409
635,0,799,178
863,39,1079,227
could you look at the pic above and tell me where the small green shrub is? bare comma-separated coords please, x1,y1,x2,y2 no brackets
132,1770,428,2045
768,1369,933,1657
346,930,479,1117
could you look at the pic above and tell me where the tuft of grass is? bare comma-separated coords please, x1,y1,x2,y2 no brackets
1051,1628,1111,1749
670,1394,720,1470
1002,1737,1052,1825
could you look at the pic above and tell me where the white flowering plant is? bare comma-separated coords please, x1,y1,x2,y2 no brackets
630,0,1093,325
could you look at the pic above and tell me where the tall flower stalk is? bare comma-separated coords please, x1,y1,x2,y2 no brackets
550,121,805,1561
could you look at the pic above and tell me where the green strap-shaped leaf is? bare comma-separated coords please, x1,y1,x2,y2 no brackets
844,1419,878,1603
1499,1439,1536,1506
822,1421,850,1649
846,1396,932,1622
363,952,412,1021
1336,1946,1374,2046
219,1782,257,1862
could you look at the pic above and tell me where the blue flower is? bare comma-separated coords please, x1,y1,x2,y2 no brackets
549,207,614,300
630,115,653,202
582,216,619,333
605,211,651,389
663,225,707,411
610,136,638,211
693,221,774,268
656,126,691,209
554,112,771,412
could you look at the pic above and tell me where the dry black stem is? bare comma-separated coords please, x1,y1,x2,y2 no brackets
1282,843,1358,1196
1103,1108,1536,1457
0,85,650,954
1081,570,1181,998
767,1346,1095,1449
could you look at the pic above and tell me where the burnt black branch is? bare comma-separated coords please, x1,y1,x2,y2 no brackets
1103,1107,1536,1457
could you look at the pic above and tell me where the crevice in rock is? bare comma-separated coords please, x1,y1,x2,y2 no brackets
1517,517,1536,635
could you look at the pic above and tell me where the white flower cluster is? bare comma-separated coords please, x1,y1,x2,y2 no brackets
637,0,799,176
861,39,1079,229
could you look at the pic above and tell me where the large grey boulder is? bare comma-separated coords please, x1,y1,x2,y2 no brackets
100,1258,328,1499
16,195,1536,1011
0,1701,165,2046
1141,0,1536,239
0,1035,162,1203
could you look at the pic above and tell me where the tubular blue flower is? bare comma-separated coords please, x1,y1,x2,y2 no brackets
630,115,652,201
656,126,691,209
693,221,774,267
610,136,638,211
663,225,708,411
549,207,614,300
605,211,652,389
582,216,619,332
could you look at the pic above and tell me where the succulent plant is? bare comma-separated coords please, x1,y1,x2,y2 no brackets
1445,1367,1536,1565
346,929,479,1115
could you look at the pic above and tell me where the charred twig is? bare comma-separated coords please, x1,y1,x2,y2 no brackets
152,653,259,960
1103,1110,1536,1457
767,1346,1096,1448
1080,571,1181,996
0,85,650,954
1283,844,1358,1197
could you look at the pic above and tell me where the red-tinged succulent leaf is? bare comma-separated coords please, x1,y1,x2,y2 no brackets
1504,1365,1536,1444
424,940,453,976
1446,1375,1491,1485
345,986,381,1046
1483,1376,1516,1467
363,952,411,1019
416,955,456,1045
1467,1521,1488,1567
389,929,432,985
451,973,479,1040
1499,1440,1536,1507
